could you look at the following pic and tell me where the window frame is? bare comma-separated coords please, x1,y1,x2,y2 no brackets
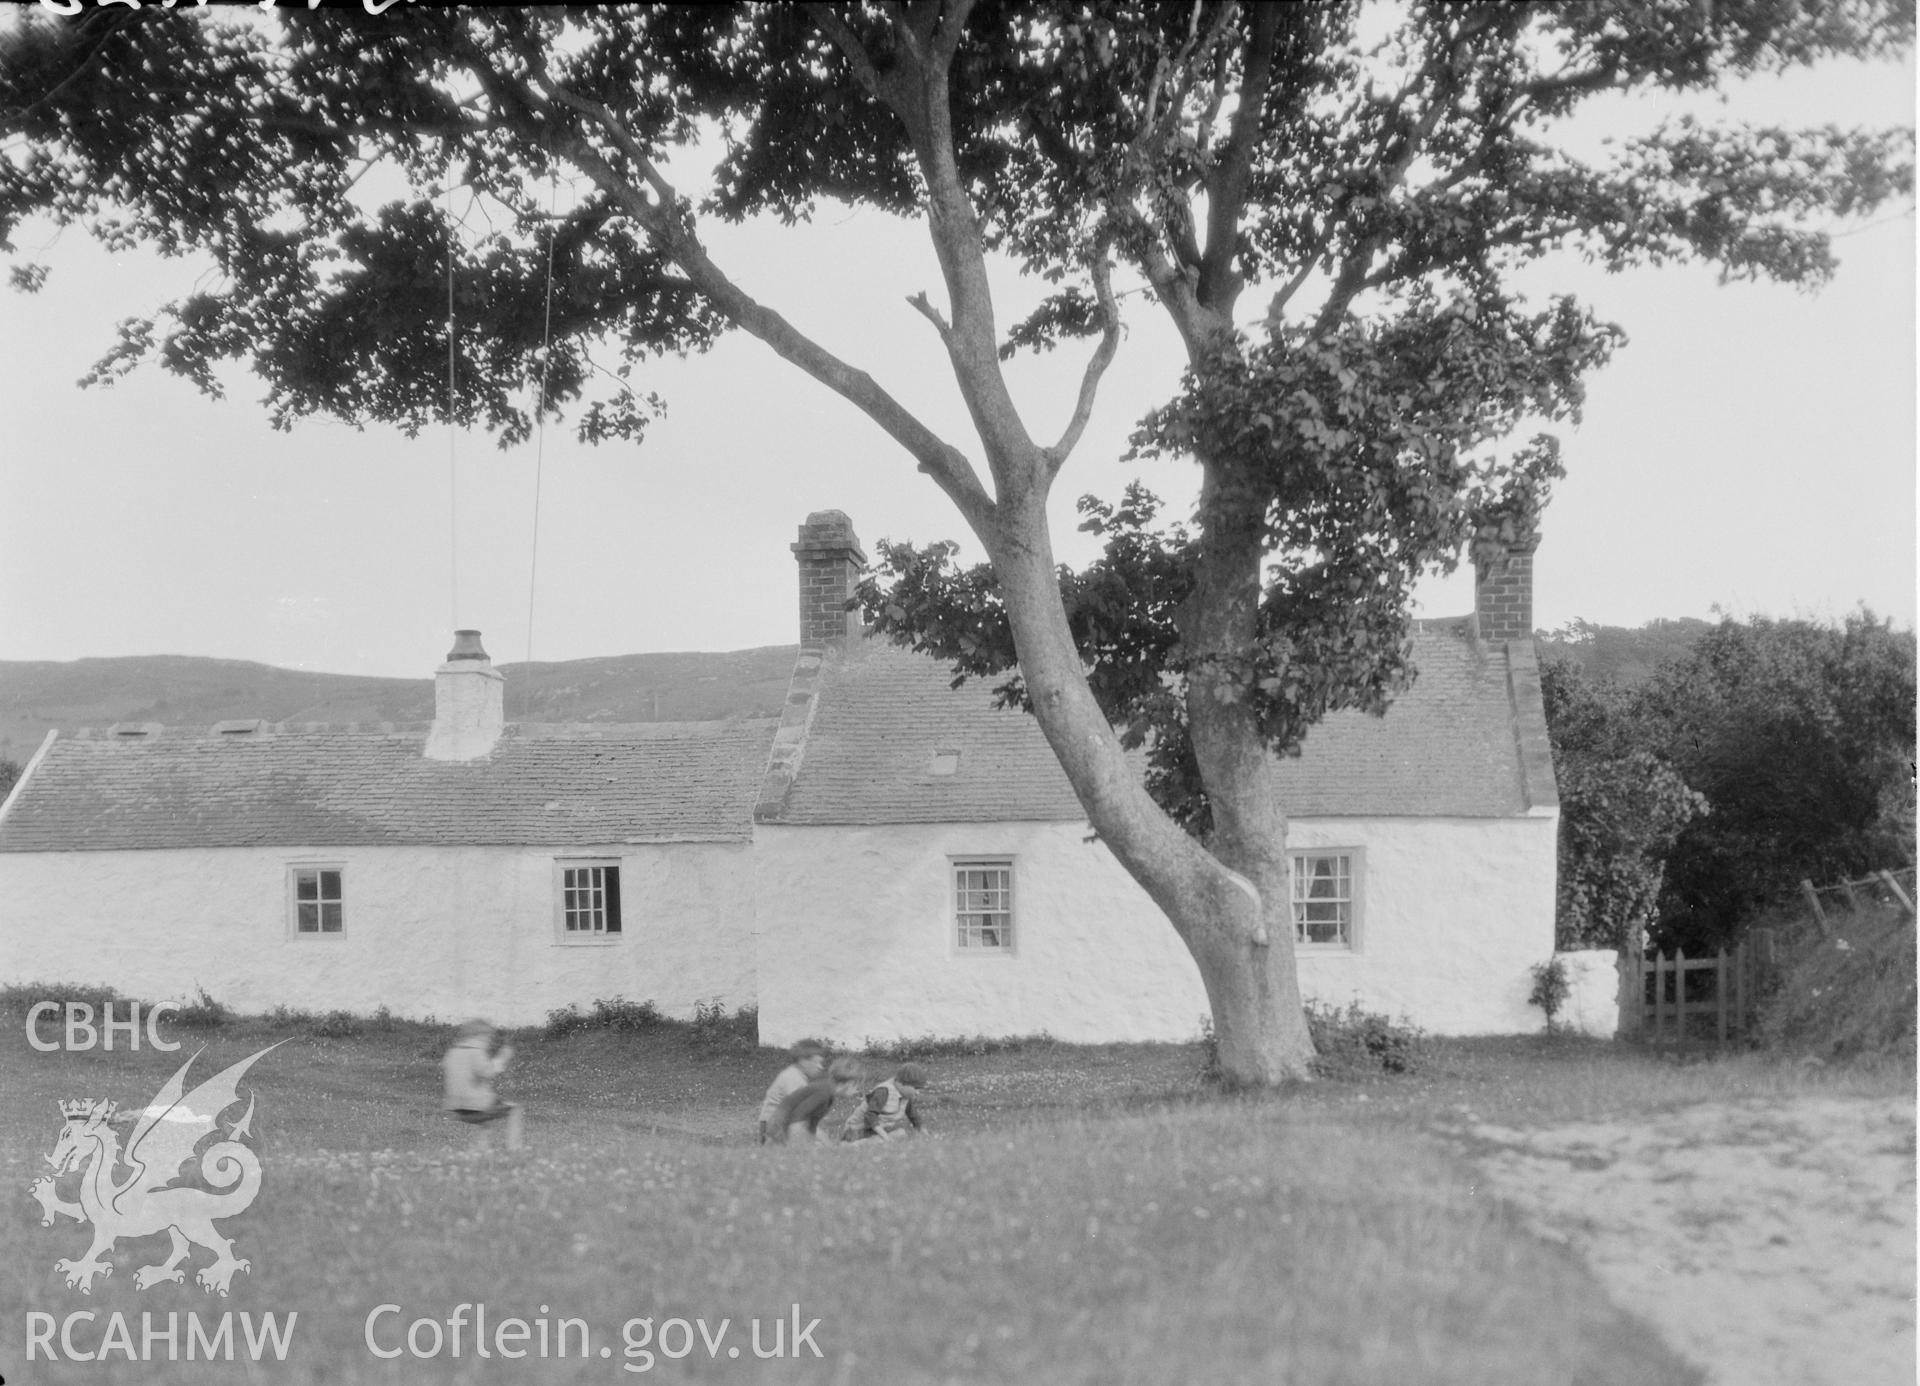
288,863,346,938
950,857,1016,956
554,858,624,944
1289,848,1363,953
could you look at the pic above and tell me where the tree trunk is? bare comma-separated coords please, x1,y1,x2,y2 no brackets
979,484,1316,1085
1180,446,1317,1081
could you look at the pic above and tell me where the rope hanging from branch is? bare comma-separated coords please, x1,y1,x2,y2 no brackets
523,178,559,720
445,172,460,635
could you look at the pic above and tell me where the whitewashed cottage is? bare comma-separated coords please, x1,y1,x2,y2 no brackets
0,511,1558,1040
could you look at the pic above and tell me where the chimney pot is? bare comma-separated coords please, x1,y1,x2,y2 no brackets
446,629,490,662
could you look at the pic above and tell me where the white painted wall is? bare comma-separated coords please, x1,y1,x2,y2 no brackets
755,813,1558,1045
0,842,756,1028
1555,948,1622,1038
1288,814,1559,1035
753,821,1211,1047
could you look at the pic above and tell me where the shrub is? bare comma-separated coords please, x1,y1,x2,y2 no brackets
593,996,663,1032
311,1009,361,1038
1527,957,1571,1032
689,998,758,1052
1754,901,1917,1062
0,981,124,1019
545,995,665,1038
173,985,230,1029
1306,1001,1426,1077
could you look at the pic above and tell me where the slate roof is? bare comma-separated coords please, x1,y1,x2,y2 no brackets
760,642,1087,826
1273,621,1554,817
760,622,1555,825
0,720,778,852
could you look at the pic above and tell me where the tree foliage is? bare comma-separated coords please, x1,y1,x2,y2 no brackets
1542,653,1708,951
2,2,1911,1082
1544,612,1916,955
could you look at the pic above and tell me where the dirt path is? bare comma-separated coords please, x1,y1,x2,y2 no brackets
1457,1095,1915,1386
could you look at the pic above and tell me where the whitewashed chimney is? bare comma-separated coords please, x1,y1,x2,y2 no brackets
424,629,505,761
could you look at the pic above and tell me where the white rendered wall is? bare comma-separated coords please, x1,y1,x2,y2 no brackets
756,814,1558,1045
1287,814,1559,1035
753,822,1211,1047
0,842,756,1028
1555,948,1622,1038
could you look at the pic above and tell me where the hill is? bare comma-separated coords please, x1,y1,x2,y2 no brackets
0,646,801,763
0,617,1722,766
1534,618,1715,685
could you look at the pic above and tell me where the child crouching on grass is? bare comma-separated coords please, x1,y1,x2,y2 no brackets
443,1019,523,1151
841,1063,927,1143
768,1057,866,1145
756,1041,826,1144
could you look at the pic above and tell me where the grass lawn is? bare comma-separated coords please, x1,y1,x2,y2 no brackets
3,1005,1905,1386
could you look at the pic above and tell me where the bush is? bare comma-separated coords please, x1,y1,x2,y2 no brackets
1754,901,1916,1062
1306,1001,1426,1077
545,995,665,1038
311,1009,361,1038
1195,1005,1424,1082
174,985,230,1029
689,999,758,1052
1527,957,1571,1031
592,996,663,1032
0,981,124,1019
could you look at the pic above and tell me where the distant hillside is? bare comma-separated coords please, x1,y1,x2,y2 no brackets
0,620,1719,766
1534,618,1715,686
0,647,801,763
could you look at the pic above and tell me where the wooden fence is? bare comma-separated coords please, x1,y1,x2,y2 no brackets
1619,865,1915,1045
1797,867,1916,934
1620,932,1773,1046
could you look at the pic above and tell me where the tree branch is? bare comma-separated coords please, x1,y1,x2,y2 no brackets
802,3,906,115
512,61,996,528
1198,0,1278,309
907,290,954,342
1043,256,1120,479
930,0,977,69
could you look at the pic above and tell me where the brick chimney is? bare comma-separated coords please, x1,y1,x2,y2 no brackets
792,510,867,648
424,629,505,761
1474,542,1537,645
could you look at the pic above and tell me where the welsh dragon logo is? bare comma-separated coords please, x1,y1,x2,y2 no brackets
30,1042,282,1296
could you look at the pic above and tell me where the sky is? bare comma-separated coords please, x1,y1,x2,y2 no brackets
0,24,1912,681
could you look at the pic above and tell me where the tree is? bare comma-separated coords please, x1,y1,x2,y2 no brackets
1543,613,1917,956
1540,654,1707,952
1635,612,1917,950
2,4,1910,1082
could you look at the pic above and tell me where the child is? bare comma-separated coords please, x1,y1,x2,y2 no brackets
841,1062,927,1143
769,1057,866,1145
443,1018,523,1151
756,1041,826,1143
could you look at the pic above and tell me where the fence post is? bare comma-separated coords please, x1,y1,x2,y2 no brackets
1878,870,1915,916
1674,946,1687,1048
1840,877,1860,912
1715,947,1729,1044
1736,936,1749,1039
1801,879,1829,936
